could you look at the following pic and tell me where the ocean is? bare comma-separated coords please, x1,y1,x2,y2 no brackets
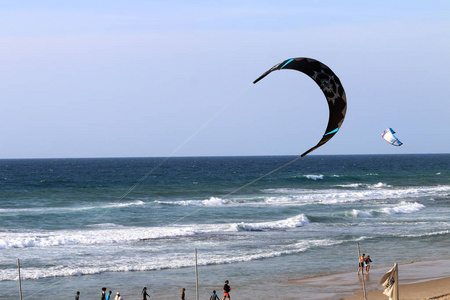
0,154,449,300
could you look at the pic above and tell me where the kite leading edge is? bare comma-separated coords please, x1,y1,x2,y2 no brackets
253,57,347,157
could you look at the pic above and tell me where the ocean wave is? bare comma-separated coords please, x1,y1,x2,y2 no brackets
156,197,228,207
305,174,324,180
334,182,391,189
0,200,146,215
0,238,339,281
380,201,425,214
261,185,450,205
236,214,309,231
0,225,208,249
350,209,374,218
400,230,449,238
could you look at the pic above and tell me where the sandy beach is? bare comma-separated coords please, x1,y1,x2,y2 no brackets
289,260,450,300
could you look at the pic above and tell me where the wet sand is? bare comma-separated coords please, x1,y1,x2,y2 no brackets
288,260,450,300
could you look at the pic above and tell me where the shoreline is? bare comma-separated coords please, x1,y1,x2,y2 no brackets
288,260,450,300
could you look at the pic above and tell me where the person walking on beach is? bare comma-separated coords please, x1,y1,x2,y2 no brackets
106,291,112,300
210,290,220,300
102,287,107,300
222,280,231,300
181,288,186,300
114,292,120,300
75,291,80,300
365,255,372,274
358,253,365,275
142,287,150,300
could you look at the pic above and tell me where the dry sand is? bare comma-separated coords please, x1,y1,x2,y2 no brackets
288,260,450,300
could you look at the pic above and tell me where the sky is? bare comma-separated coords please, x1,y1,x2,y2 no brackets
0,0,449,158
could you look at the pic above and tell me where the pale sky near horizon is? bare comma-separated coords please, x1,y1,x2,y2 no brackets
1,1,449,159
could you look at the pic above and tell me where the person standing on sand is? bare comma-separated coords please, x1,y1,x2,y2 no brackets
210,290,220,300
358,253,365,275
102,287,107,300
75,291,80,300
142,287,150,300
106,291,112,300
181,288,186,300
222,280,231,300
365,255,372,274
114,292,120,300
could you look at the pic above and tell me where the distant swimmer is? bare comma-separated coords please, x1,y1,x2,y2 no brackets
222,280,231,300
358,253,365,275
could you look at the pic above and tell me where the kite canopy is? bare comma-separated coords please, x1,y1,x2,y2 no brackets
382,128,403,146
253,57,347,157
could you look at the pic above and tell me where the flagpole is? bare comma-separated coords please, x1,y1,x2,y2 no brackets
394,263,399,300
195,248,199,300
357,243,368,300
17,258,23,300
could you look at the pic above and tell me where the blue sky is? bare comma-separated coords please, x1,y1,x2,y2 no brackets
1,1,449,158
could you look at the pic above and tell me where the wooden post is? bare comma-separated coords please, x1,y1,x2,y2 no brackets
357,243,368,300
17,258,23,300
195,248,199,300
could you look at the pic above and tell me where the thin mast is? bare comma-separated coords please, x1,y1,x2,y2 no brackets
18,258,23,300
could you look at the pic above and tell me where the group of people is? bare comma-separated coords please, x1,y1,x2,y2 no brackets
358,253,373,275
98,287,127,300
76,281,231,300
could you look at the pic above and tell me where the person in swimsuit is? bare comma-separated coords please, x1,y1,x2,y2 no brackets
222,280,231,300
358,253,365,275
365,255,372,274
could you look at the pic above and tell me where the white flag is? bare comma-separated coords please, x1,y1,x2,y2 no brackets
379,263,399,300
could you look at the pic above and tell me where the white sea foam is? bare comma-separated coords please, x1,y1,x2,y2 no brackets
351,209,373,218
381,201,425,214
0,224,229,250
305,174,324,180
261,185,450,205
156,197,228,207
237,214,309,231
0,238,339,281
0,200,146,215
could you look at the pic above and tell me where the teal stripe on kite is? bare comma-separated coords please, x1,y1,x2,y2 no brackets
324,128,339,135
280,59,294,69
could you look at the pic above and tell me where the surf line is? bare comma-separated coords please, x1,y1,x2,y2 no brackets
21,84,251,300
166,155,303,226
22,83,300,299
88,84,252,226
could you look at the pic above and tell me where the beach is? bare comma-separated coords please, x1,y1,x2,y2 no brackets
290,260,450,300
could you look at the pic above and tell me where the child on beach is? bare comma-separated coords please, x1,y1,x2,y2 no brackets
75,291,80,300
181,288,186,300
106,291,112,300
210,290,220,300
222,280,231,300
